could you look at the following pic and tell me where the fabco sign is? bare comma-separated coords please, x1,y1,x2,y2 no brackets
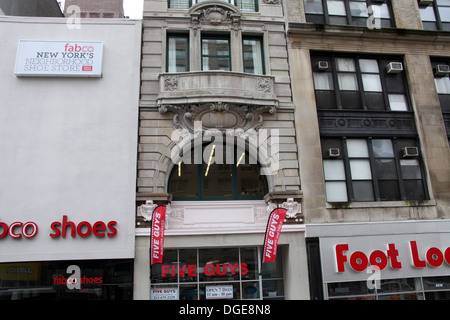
0,216,117,239
15,40,103,77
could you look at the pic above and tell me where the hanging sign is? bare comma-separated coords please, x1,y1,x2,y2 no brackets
150,205,166,265
262,208,287,263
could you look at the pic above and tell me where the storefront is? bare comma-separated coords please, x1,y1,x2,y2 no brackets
306,220,450,300
0,259,133,300
150,247,284,300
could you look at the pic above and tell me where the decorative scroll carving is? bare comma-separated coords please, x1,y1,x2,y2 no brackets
189,2,241,36
159,102,276,133
263,0,280,3
164,76,179,91
280,198,302,219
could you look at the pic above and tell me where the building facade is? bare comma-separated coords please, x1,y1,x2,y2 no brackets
133,0,308,300
288,0,450,299
136,0,450,301
0,16,141,300
64,0,124,18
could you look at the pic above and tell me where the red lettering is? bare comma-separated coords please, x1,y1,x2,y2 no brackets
9,222,23,238
216,264,227,276
187,264,196,277
349,251,368,272
77,221,92,238
369,250,388,270
22,222,38,238
62,215,76,237
387,243,402,269
107,221,117,237
92,221,106,237
50,221,61,238
427,247,444,268
335,244,349,273
410,241,427,268
0,222,7,239
205,264,215,276
445,247,450,265
240,263,248,275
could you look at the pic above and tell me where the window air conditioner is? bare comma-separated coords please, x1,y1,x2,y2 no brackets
328,148,340,158
435,65,450,77
401,147,419,158
318,61,329,71
386,62,403,74
418,0,433,6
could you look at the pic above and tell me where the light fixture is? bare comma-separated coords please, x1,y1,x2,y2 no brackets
205,145,216,177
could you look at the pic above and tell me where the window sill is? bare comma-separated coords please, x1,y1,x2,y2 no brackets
325,199,436,210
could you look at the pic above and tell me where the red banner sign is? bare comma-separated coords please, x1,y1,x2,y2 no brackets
262,208,287,263
150,206,166,265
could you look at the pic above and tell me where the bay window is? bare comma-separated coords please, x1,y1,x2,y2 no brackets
311,53,410,111
202,34,231,71
167,34,189,72
321,137,427,202
243,37,265,74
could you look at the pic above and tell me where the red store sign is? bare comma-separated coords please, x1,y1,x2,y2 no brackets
0,215,117,239
335,241,450,273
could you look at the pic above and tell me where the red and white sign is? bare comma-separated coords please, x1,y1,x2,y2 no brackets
150,206,166,265
262,208,287,263
15,40,103,77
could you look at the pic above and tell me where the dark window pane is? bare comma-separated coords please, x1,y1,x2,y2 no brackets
378,180,401,201
404,180,425,200
315,91,337,109
375,159,397,179
169,163,199,198
365,92,386,110
341,91,362,109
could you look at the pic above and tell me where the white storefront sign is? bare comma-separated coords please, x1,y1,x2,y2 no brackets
15,40,103,77
206,285,234,300
151,288,179,300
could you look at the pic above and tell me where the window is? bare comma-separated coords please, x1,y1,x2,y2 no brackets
168,0,259,12
311,54,410,111
321,137,427,202
168,143,268,200
431,58,450,143
202,35,231,71
167,34,189,72
243,37,265,74
420,0,450,31
304,0,394,27
150,247,284,300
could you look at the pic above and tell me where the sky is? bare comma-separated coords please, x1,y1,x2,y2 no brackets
58,0,144,19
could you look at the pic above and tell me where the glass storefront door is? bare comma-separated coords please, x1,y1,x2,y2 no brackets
150,247,284,300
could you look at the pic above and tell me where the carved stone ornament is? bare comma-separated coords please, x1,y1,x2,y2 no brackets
137,200,158,222
263,0,280,4
280,198,302,219
159,102,277,133
189,2,241,36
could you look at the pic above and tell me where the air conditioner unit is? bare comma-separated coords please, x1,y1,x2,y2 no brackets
435,65,450,77
418,0,433,6
402,147,419,158
386,62,403,74
318,61,329,71
328,148,340,158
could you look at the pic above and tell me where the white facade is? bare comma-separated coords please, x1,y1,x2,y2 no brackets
0,16,142,262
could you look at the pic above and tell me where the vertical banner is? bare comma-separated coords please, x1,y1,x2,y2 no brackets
262,208,287,264
150,205,166,265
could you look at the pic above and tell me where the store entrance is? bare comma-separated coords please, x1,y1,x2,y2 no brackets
150,247,284,300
